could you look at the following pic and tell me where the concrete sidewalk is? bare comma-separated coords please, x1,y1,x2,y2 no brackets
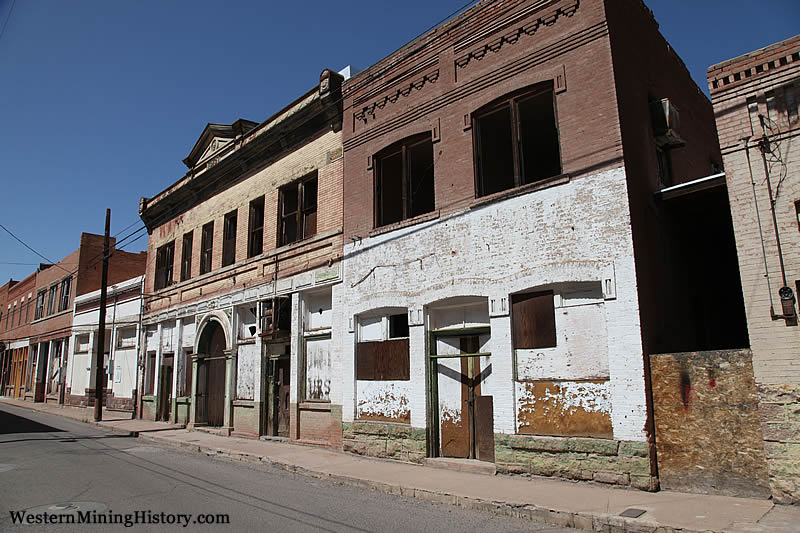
3,398,797,533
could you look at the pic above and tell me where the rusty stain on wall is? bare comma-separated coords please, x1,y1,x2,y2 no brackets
516,380,613,438
440,407,469,458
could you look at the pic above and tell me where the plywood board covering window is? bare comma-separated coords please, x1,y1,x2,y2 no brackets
512,291,556,349
357,313,410,380
474,83,561,197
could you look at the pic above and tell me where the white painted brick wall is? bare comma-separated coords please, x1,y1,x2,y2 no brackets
339,167,648,442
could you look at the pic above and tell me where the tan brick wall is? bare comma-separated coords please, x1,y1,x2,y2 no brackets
709,38,800,504
144,130,343,314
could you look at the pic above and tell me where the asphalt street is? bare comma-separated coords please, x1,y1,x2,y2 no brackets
0,404,575,532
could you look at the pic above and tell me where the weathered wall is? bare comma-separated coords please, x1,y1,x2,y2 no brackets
495,434,652,489
651,350,771,498
708,36,800,504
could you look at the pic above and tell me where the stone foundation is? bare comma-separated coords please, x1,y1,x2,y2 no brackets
342,421,426,463
758,383,800,504
495,434,656,490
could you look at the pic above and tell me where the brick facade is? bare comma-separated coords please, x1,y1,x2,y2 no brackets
708,35,800,504
139,70,345,447
337,0,732,491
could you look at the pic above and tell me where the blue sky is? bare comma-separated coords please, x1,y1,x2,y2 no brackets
0,0,798,284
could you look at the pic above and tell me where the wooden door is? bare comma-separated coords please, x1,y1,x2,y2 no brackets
158,356,174,421
277,358,290,437
206,358,226,427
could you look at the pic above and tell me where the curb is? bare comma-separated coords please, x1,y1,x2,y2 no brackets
137,432,706,533
1,400,714,533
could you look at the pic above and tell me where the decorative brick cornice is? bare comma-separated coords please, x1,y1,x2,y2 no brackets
354,70,440,126
454,0,579,72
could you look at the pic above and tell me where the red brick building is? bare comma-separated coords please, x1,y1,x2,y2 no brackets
1,233,146,406
337,0,750,493
138,69,346,447
0,271,40,398
708,35,800,504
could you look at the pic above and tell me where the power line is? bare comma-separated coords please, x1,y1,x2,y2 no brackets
0,223,72,274
0,0,16,44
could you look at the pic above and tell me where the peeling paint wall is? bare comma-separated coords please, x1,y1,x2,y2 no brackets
516,291,609,381
356,381,410,423
341,167,646,442
515,380,612,437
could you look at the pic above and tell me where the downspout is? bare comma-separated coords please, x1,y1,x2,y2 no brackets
755,116,797,322
133,278,145,419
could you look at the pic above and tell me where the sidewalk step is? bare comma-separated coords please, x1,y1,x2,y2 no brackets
422,457,497,476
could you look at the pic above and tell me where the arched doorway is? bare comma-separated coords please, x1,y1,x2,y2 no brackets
196,320,227,427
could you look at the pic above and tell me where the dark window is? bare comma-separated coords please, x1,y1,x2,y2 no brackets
145,352,156,395
24,299,29,323
474,84,561,197
279,172,317,246
0,311,3,332
389,313,409,338
374,134,435,227
35,290,46,320
46,285,58,315
512,291,556,349
180,231,193,282
795,201,799,231
58,276,72,312
184,350,193,397
248,196,265,258
155,241,175,290
9,306,15,329
222,210,237,267
200,222,214,274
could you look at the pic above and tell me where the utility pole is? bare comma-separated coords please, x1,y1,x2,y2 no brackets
94,208,111,421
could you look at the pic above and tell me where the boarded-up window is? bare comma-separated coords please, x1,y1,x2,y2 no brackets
512,291,556,349
356,313,410,380
357,339,410,380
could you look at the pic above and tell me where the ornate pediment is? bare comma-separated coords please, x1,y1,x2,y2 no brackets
183,119,258,169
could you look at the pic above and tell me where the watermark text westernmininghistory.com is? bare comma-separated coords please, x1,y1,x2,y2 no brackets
9,509,230,528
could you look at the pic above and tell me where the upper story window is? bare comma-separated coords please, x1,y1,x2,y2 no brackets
58,276,72,312
222,210,237,267
200,222,214,275
374,134,435,227
473,84,561,197
35,290,46,320
9,305,15,329
279,172,317,247
180,231,193,282
155,241,175,290
248,196,264,258
46,285,58,315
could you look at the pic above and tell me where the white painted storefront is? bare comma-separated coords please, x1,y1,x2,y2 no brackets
340,167,648,450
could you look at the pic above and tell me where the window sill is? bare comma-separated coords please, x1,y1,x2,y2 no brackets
369,210,440,238
232,399,255,407
299,401,331,411
471,173,571,211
